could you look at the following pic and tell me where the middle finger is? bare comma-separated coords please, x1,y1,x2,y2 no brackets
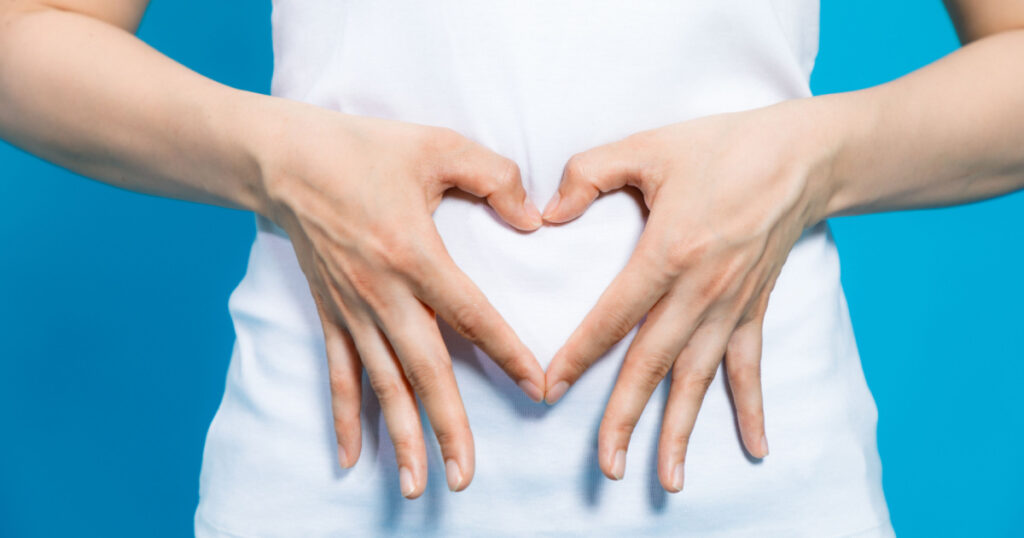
595,287,703,480
371,287,476,493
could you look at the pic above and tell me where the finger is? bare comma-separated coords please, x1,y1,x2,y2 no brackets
439,143,541,231
725,265,782,459
543,137,648,223
594,290,703,481
313,292,364,469
545,241,669,404
373,291,476,492
408,239,546,403
344,311,429,499
724,309,768,460
657,321,735,493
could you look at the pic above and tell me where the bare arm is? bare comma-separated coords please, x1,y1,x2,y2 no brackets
820,1,1024,218
0,0,267,212
541,0,1024,491
0,0,547,497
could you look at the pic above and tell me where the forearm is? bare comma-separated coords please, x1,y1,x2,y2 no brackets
0,5,270,213
814,29,1024,219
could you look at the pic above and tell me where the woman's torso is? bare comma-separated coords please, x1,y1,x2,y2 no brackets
196,1,893,535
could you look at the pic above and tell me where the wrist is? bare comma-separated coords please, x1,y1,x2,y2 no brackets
220,90,297,218
794,91,881,222
763,92,878,227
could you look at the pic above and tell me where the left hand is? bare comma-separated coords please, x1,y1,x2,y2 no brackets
542,100,837,492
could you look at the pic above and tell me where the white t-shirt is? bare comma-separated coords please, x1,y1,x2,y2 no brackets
195,1,894,535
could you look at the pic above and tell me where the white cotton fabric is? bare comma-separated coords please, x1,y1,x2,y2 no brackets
195,1,894,536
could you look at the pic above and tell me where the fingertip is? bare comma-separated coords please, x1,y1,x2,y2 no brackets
541,191,561,220
741,425,768,459
336,427,362,469
524,198,543,230
606,448,626,480
337,445,349,469
542,193,587,224
663,462,684,493
445,458,470,492
544,380,569,405
399,466,420,499
503,200,543,231
518,379,544,403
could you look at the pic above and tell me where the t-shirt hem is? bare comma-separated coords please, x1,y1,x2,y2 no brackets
195,514,896,538
195,513,250,538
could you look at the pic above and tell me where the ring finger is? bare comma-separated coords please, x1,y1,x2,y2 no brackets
343,308,430,499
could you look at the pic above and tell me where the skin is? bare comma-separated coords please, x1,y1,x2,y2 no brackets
0,0,547,499
1,0,1023,499
542,2,1024,492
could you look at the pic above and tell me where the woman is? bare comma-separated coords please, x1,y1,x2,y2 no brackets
1,0,1022,535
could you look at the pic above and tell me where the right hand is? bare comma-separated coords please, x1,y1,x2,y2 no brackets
253,101,546,499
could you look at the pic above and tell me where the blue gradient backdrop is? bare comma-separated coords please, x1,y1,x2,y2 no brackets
1,1,1022,536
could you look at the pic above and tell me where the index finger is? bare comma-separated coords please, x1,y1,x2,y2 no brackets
405,234,546,403
544,240,671,404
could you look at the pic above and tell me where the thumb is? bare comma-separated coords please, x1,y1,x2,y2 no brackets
543,140,647,224
436,138,542,231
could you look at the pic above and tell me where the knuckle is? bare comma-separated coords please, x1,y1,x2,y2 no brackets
738,401,764,425
368,374,406,405
493,158,521,191
699,270,733,304
564,153,590,183
402,357,448,394
433,426,468,451
728,358,761,386
332,412,360,436
632,244,674,287
630,352,674,387
425,126,463,153
448,301,486,342
625,130,657,152
381,242,416,273
673,228,718,265
670,430,692,449
678,369,717,395
601,418,637,443
593,308,637,343
328,367,358,396
364,232,433,278
372,232,413,269
686,234,715,261
612,420,637,439
664,240,696,274
344,263,381,303
389,244,431,278
560,351,593,380
390,436,419,458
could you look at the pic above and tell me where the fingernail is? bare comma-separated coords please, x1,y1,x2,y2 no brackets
337,445,348,468
518,379,544,403
610,449,627,480
545,380,569,405
445,459,463,491
542,191,561,219
760,434,769,457
399,466,416,498
671,462,684,492
524,198,543,228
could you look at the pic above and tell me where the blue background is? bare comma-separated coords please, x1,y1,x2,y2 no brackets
1,1,1022,536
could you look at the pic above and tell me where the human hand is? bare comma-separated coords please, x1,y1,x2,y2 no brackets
252,102,546,498
542,100,837,492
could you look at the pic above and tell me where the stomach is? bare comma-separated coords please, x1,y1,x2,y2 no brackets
197,208,890,536
197,2,890,534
